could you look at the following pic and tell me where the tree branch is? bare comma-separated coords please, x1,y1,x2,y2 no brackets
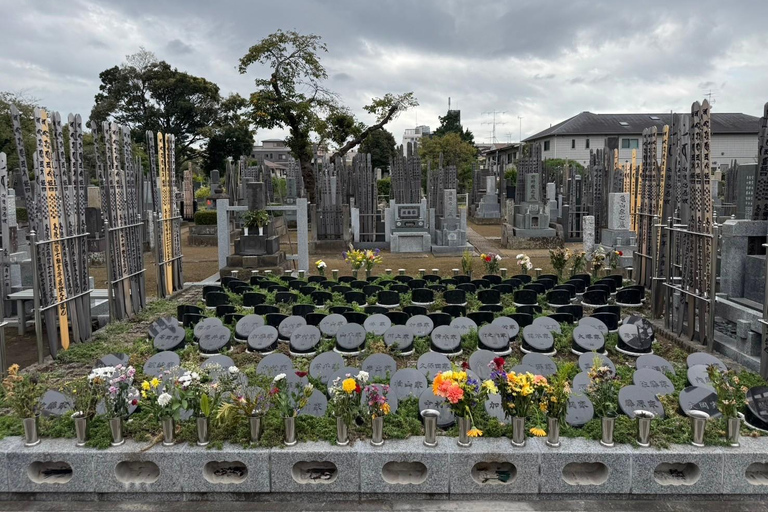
329,103,400,161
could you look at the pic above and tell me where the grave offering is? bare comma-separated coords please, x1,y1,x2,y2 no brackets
289,325,322,356
299,389,328,418
40,390,74,417
364,314,392,335
201,355,236,372
390,368,428,400
309,352,344,384
198,325,232,356
687,365,714,391
95,353,130,368
319,314,347,337
430,325,463,355
636,354,675,376
566,394,594,427
521,353,558,377
416,352,452,380
278,316,307,339
383,325,415,355
247,325,279,354
521,325,555,355
419,388,455,428
678,386,721,419
194,317,223,342
571,325,605,355
362,383,398,414
362,353,398,381
491,316,520,339
478,324,511,354
618,385,665,418
572,372,590,394
406,315,434,337
632,368,675,396
256,353,293,378
616,324,652,356
686,352,727,371
335,323,367,355
745,387,768,431
97,390,139,417
153,325,186,352
578,352,615,375
484,393,507,424
235,314,265,341
532,316,561,335
578,316,609,336
143,351,181,377
450,317,478,337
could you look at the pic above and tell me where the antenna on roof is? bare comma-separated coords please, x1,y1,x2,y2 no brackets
448,97,451,110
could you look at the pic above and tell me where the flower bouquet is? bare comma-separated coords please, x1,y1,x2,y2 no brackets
64,376,99,446
270,372,314,445
461,249,474,278
140,371,184,445
585,358,620,447
488,357,548,446
315,259,327,277
481,253,502,275
707,366,748,446
432,366,497,446
570,250,587,277
89,364,138,446
3,364,43,446
328,371,369,445
590,247,606,278
363,383,391,446
549,247,571,283
217,379,272,443
541,364,573,447
516,253,533,275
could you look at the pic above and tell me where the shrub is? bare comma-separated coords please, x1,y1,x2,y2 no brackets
377,177,391,198
15,207,28,223
194,209,217,225
195,186,211,201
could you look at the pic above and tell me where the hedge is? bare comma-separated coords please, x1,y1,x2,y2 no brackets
194,209,217,225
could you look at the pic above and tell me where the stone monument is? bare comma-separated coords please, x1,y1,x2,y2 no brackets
386,143,431,252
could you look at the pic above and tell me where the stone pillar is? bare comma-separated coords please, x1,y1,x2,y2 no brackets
608,193,631,231
583,215,595,254
216,198,230,271
296,198,309,272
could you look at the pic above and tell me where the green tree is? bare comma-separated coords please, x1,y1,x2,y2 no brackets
201,94,254,173
0,92,39,181
418,133,478,191
543,158,584,185
359,129,397,172
238,30,417,202
433,109,474,145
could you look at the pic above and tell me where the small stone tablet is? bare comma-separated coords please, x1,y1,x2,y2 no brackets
478,324,510,352
309,352,344,384
636,354,675,376
95,353,130,368
39,390,74,417
406,315,434,337
383,325,415,353
509,364,537,375
417,352,452,380
578,352,615,375
566,393,594,427
153,325,186,352
148,316,177,339
364,314,392,335
256,353,293,378
618,385,665,418
144,351,181,377
430,325,463,354
572,371,590,394
335,323,367,352
279,315,307,339
201,355,236,373
686,352,727,371
319,314,348,336
687,365,714,391
450,317,477,337
617,324,652,355
290,325,322,354
533,316,561,335
578,316,609,336
235,314,265,339
679,386,721,419
624,315,654,343
572,325,605,354
298,389,328,418
194,317,223,340
522,325,555,354
362,353,398,381
247,325,279,353
419,388,455,428
361,383,398,415
745,386,768,431
633,368,675,396
390,368,428,400
492,316,520,339
469,349,496,380
484,393,507,424
199,325,232,354
521,353,558,377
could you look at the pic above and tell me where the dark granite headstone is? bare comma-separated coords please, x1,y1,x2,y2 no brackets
679,386,721,419
95,353,130,368
390,368,428,400
383,325,415,353
40,390,74,417
636,354,675,376
686,352,727,371
578,316,608,336
256,353,293,378
492,316,520,339
578,352,615,375
319,313,348,336
309,351,344,384
618,385,665,418
566,393,594,427
416,352,452,380
406,315,434,337
335,323,367,352
624,315,655,343
521,353,558,377
247,325,279,353
478,324,510,352
148,316,178,339
533,316,561,335
362,353,398,381
633,368,675,396
199,325,232,355
278,316,307,339
522,325,555,354
509,364,537,375
298,389,328,418
617,324,652,355
361,383,398,414
513,289,538,306
572,372,590,394
745,386,768,431
143,351,181,377
235,314,265,340
290,325,322,354
430,325,463,354
450,317,477,337
687,365,714,390
194,317,224,340
364,314,392,335
419,388,455,428
571,325,605,354
484,393,507,424
153,325,186,352
469,349,496,380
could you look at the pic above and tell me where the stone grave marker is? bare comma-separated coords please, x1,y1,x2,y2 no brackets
390,368,428,400
406,315,434,337
478,324,511,353
247,325,279,353
199,325,231,355
299,389,328,418
309,351,344,384
364,314,392,335
510,364,537,375
633,368,674,396
578,316,608,336
566,393,594,427
687,365,714,390
319,314,347,337
618,385,665,418
417,352,452,380
745,387,768,431
572,371,590,394
636,354,675,376
624,315,655,343
361,383,398,414
235,314,265,340
679,386,721,419
492,316,520,339
290,325,322,354
578,352,615,375
327,367,361,392
335,323,367,352
469,349,496,380
256,353,293,378
522,325,555,354
285,372,310,408
450,317,477,337
532,316,561,335
430,324,463,354
153,325,186,352
194,317,224,340
362,353,398,381
279,315,307,339
201,355,236,372
521,353,558,377
40,390,74,417
571,325,605,354
616,324,652,356
144,351,181,377
383,325,415,353
148,316,178,339
686,352,727,371
95,353,130,368
484,393,507,424
419,388,455,428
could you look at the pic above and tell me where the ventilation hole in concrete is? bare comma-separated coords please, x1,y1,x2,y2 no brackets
291,461,338,484
114,461,160,484
27,461,73,484
745,463,768,485
561,462,609,486
381,461,428,485
203,461,248,484
470,461,517,485
653,462,701,486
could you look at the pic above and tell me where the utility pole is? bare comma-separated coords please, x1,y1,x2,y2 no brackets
518,116,523,145
482,111,507,144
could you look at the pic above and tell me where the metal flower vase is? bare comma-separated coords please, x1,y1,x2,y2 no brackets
196,417,210,446
161,417,175,446
284,416,297,446
336,416,349,446
511,416,526,447
601,416,615,448
73,414,87,447
371,416,384,446
23,417,40,447
546,417,560,448
422,409,439,447
250,415,262,443
457,416,472,447
727,417,741,447
109,417,124,446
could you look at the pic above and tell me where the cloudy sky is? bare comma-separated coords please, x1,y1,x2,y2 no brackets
2,0,767,147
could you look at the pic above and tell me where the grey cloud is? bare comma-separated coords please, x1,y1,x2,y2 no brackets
166,39,193,55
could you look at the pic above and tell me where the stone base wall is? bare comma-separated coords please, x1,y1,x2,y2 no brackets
188,225,219,246
469,216,503,225
501,224,564,249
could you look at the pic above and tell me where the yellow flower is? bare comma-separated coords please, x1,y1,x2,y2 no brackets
7,364,19,376
141,390,147,399
530,427,547,437
342,378,357,394
480,253,487,260
482,380,498,394
150,377,160,388
141,381,151,391
382,403,391,415
467,427,483,438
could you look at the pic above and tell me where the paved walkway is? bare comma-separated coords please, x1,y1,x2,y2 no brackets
466,225,499,255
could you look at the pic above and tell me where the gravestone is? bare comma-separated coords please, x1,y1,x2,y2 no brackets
278,316,307,339
290,325,322,354
299,389,328,418
679,386,721,419
571,325,605,354
468,349,496,380
383,325,415,354
599,193,635,266
687,365,714,390
617,324,652,356
364,314,392,335
309,351,344,385
450,317,477,337
636,354,675,376
40,390,74,417
201,355,236,373
492,316,520,339
578,352,615,375
417,352,452,380
256,353,293,378
361,382,399,415
406,315,434,337
194,317,224,341
475,175,502,219
745,387,768,431
624,315,655,343
478,324,511,353
153,325,186,352
687,353,727,371
583,215,595,255
247,325,279,353
95,353,130,368
144,351,181,377
148,317,178,339
521,353,557,377
235,315,265,340
618,385,665,418
522,325,555,354
572,372,590,394
319,314,347,337
484,393,507,424
510,364,537,375
633,368,675,396
430,325,463,354
335,323,367,353
419,388,455,428
566,394,594,427
199,325,231,355
578,316,609,336
532,316,561,335
390,368,428,400
362,353,398,381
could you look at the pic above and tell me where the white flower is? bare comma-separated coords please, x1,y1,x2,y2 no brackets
494,254,502,261
357,371,369,383
157,392,172,407
228,366,240,375
274,373,286,382
516,254,524,260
